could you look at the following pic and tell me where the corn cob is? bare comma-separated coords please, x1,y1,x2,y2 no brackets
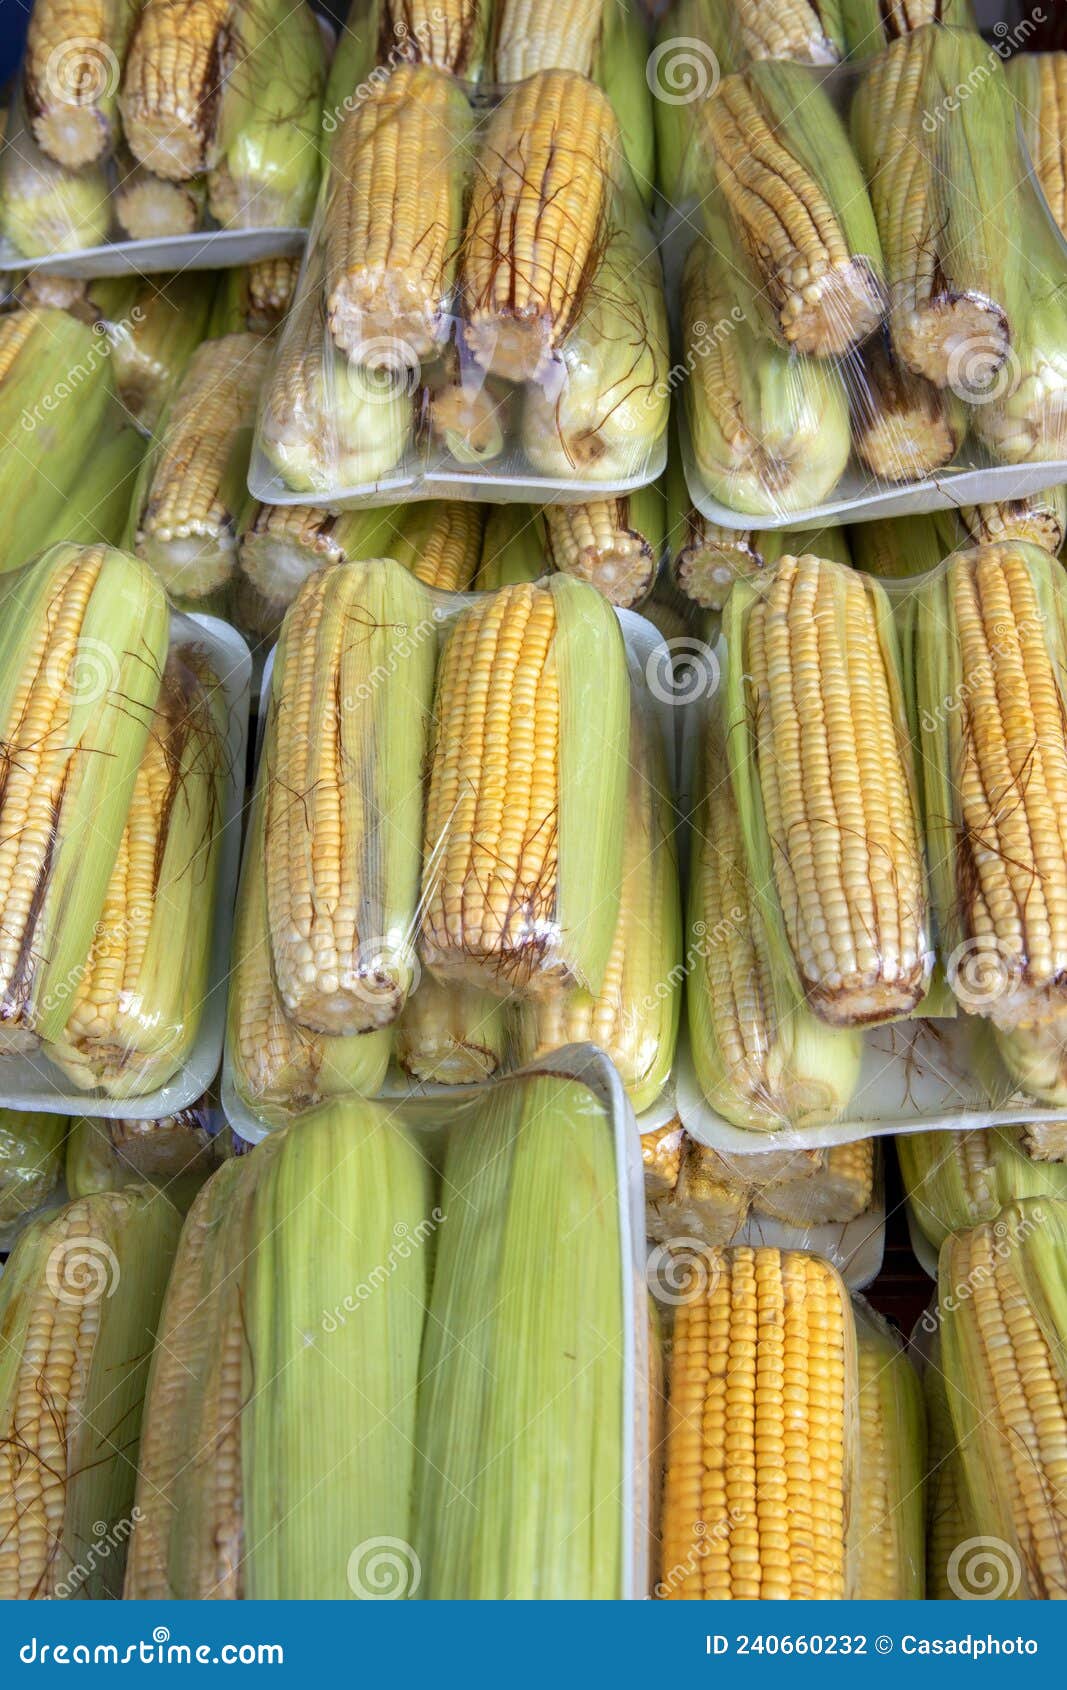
642,1119,685,1203
0,110,109,257
732,0,845,63
263,560,436,1036
108,273,214,434
129,332,269,600
898,1125,1067,1251
23,0,138,167
420,574,629,999
838,0,975,55
113,155,206,238
668,1139,752,1243
43,649,227,1099
659,1246,857,1599
476,504,546,589
521,225,670,481
541,485,664,608
0,1111,67,1236
1009,50,1067,240
923,1334,976,1601
126,1100,431,1598
260,257,414,494
1025,1122,1067,1160
754,1138,875,1225
227,786,392,1124
849,511,953,579
414,1072,625,1599
381,0,489,77
324,65,472,370
852,334,968,482
213,257,301,337
852,26,1020,390
0,545,169,1053
207,0,326,230
66,1104,222,1201
388,501,486,592
852,1301,925,1599
236,502,401,635
939,1197,1067,1600
914,542,1067,1030
681,234,850,519
671,518,761,611
701,61,885,358
0,1188,182,1598
462,71,619,383
396,974,509,1083
995,1017,1067,1109
427,355,512,466
687,707,863,1131
959,488,1067,557
120,0,232,181
37,427,144,551
514,702,681,1111
731,553,930,1025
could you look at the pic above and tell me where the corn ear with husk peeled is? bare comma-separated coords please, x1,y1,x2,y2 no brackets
420,575,629,999
125,1100,431,1598
23,0,139,167
0,1111,67,1238
43,650,227,1099
849,511,954,578
0,544,169,1054
65,1104,223,1204
850,334,968,482
923,1332,977,1601
0,1187,182,1598
994,1018,1067,1109
236,502,401,637
113,153,207,239
1009,51,1067,240
642,1118,685,1204
227,786,392,1125
958,487,1067,556
912,542,1067,1030
899,1125,1067,1252
207,0,325,230
541,484,664,609
687,702,863,1131
681,232,850,519
388,501,486,592
325,64,473,370
521,224,670,483
667,1139,753,1243
701,60,885,358
666,443,762,611
475,503,546,589
396,975,510,1085
414,1072,626,1599
341,0,489,83
965,208,1067,464
939,1197,1067,1599
852,1300,925,1599
120,0,231,181
852,26,1021,391
730,554,931,1026
213,258,301,337
514,702,681,1112
0,106,109,257
129,332,270,601
37,427,144,550
837,0,974,55
753,1138,875,1226
0,308,118,572
108,273,215,434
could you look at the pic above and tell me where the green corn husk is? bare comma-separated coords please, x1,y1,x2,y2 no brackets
236,501,402,636
128,331,271,601
899,1125,1067,1251
413,1072,625,1598
758,524,853,568
837,0,975,56
65,1105,223,1207
1008,51,1067,241
24,0,140,168
923,1332,977,1601
113,154,207,240
681,233,851,519
227,785,392,1126
958,487,1067,556
207,0,326,229
475,504,546,589
853,1300,926,1599
396,975,510,1084
521,227,669,483
0,544,169,1052
0,1110,68,1237
687,700,863,1131
853,25,1023,391
939,1198,1067,1599
37,427,144,550
541,483,666,609
0,307,119,573
43,649,228,1099
651,0,740,205
849,511,955,578
0,1187,183,1598
514,701,681,1113
0,112,109,258
108,273,215,434
125,1100,432,1599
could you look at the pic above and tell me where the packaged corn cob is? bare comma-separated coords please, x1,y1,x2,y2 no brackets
540,485,665,609
837,0,975,57
0,101,109,258
235,502,402,641
957,487,1067,556
921,1330,977,1601
0,1110,68,1244
250,65,668,507
899,1124,1067,1254
212,256,301,337
113,153,207,240
852,1300,925,1599
106,271,216,433
65,1102,225,1207
1009,51,1067,243
0,1186,183,1597
23,0,140,168
395,975,511,1086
